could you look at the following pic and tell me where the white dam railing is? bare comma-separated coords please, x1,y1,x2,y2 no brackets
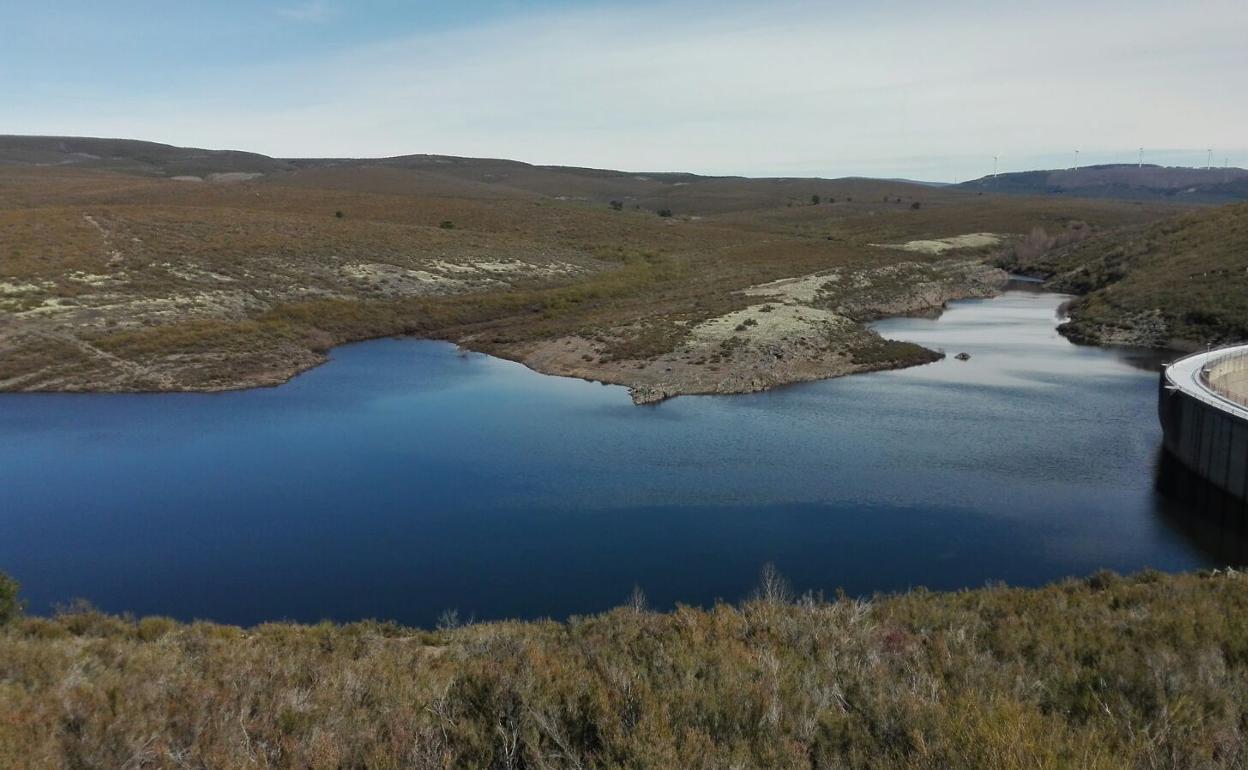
1165,344,1248,422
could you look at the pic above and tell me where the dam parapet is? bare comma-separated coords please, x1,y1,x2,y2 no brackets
1159,344,1248,503
1204,349,1248,408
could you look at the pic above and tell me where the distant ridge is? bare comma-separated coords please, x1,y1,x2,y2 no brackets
0,135,769,183
0,134,963,215
0,135,293,177
958,163,1248,203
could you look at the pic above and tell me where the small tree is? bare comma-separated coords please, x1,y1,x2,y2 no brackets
752,562,792,603
627,584,648,613
437,609,461,631
657,208,673,218
0,571,21,625
811,194,821,205
609,200,624,211
334,210,344,219
910,201,922,210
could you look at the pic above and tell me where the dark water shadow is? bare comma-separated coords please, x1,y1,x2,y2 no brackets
1152,450,1248,567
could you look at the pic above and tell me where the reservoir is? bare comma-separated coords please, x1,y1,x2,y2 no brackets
1,283,1241,627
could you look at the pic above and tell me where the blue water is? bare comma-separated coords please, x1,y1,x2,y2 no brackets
0,288,1237,627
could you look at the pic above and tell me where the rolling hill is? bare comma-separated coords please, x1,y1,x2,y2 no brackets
959,164,1248,204
0,134,1210,400
998,202,1248,347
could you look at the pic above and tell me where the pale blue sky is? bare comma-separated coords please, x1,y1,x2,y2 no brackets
4,0,1246,180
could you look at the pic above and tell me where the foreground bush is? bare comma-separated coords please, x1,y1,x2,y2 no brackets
0,572,19,625
1,570,1247,768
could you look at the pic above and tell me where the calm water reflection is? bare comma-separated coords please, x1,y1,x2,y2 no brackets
0,285,1235,626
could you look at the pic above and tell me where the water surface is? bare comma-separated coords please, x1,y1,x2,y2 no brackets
1,286,1240,626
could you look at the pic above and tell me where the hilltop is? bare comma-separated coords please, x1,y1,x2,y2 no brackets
0,136,1195,402
959,163,1248,204
0,134,938,215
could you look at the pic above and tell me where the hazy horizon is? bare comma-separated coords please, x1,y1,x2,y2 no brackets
6,0,1247,181
7,132,1246,184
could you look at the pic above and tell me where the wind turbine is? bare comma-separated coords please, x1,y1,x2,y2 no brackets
1074,149,1080,171
1138,147,1143,169
993,154,999,180
1207,149,1213,170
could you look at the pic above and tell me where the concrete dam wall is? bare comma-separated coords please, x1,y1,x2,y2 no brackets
1158,346,1248,503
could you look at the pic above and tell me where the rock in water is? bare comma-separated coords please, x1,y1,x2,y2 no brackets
954,352,971,361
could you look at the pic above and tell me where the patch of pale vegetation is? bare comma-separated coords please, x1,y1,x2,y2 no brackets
162,264,237,283
0,281,46,295
341,262,473,293
877,232,1001,254
690,303,848,344
467,259,582,276
16,297,79,317
206,172,263,183
67,271,115,286
742,271,842,304
427,260,481,274
112,291,263,320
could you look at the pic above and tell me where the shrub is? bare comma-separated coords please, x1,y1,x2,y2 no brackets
0,571,20,624
609,200,624,211
752,562,792,603
439,220,456,229
811,194,821,205
657,209,673,218
911,201,922,210
334,210,344,218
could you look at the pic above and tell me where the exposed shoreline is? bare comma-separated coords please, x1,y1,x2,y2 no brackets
1,260,1010,404
483,259,1010,404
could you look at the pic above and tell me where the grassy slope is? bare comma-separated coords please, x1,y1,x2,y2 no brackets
1,163,1176,392
2,570,1247,768
999,203,1248,346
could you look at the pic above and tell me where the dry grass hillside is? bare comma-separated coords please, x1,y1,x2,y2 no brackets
1,136,1182,401
2,568,1247,769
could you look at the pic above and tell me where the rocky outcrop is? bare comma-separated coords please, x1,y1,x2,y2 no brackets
1058,309,1170,348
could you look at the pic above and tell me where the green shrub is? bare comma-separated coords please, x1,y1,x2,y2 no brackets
0,571,23,624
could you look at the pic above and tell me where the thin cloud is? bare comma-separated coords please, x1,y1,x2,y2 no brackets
276,1,335,23
14,0,1248,180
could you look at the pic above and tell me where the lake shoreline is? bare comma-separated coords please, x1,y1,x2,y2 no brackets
0,260,1011,405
